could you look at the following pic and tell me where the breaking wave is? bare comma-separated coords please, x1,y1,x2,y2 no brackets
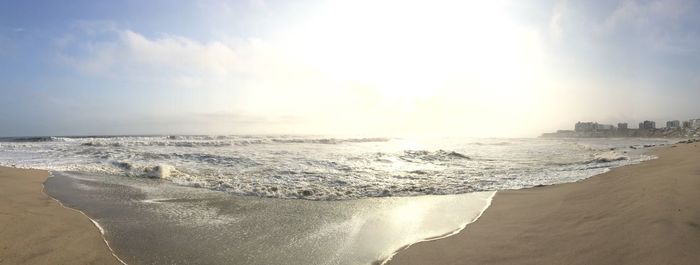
470,141,512,146
71,136,391,147
0,136,63,142
399,150,471,162
586,152,628,164
0,136,670,200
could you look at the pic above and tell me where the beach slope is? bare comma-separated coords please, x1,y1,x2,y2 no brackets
388,143,700,265
0,166,121,265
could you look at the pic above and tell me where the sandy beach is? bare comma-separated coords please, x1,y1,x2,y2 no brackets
388,142,700,265
1,141,697,265
0,166,121,265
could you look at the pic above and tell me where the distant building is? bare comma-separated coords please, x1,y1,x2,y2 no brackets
596,124,615,131
647,121,656,129
639,120,656,130
617,123,628,130
666,120,680,128
575,122,598,132
575,121,614,132
683,120,692,128
690,119,700,129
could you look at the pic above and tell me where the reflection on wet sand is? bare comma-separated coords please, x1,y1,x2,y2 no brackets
46,172,493,265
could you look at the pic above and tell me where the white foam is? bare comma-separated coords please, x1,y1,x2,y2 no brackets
144,165,174,179
141,198,176,203
0,136,674,200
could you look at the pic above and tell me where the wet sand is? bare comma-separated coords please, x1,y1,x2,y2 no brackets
387,143,700,265
0,166,121,265
44,171,494,265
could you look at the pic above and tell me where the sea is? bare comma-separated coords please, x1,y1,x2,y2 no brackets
0,135,672,265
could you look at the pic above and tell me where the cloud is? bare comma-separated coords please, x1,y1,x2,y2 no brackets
550,0,700,54
548,3,564,42
602,0,690,32
62,29,247,80
540,0,700,124
602,0,700,52
57,26,325,87
55,26,372,133
249,0,267,9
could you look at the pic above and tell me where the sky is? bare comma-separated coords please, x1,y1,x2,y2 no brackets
1,0,700,137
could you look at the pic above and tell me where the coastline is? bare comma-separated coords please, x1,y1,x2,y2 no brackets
386,142,700,265
0,166,122,265
377,192,494,265
1,139,692,265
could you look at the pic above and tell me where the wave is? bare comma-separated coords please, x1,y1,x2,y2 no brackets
82,141,123,147
400,150,471,162
110,152,260,168
111,161,133,170
74,136,390,148
171,153,259,167
2,135,391,146
1,136,669,201
108,161,183,180
547,152,630,167
0,136,62,142
142,165,177,179
586,152,628,164
470,141,511,146
271,137,390,144
82,140,233,147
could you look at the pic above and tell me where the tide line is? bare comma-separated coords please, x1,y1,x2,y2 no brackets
380,191,497,265
44,172,128,265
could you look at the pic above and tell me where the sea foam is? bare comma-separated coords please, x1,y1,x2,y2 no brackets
0,136,670,200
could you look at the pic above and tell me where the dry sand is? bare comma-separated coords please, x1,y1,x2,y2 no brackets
388,143,700,265
0,166,122,265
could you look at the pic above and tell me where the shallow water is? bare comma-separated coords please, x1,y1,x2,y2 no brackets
46,172,493,265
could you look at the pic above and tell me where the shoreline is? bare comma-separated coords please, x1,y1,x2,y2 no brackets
376,150,656,264
44,171,497,265
378,192,495,265
41,174,128,265
0,166,122,265
1,139,687,265
377,145,661,264
386,143,700,265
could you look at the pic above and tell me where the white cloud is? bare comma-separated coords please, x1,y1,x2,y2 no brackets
602,0,690,32
62,29,251,79
551,0,700,54
548,3,564,42
56,27,375,132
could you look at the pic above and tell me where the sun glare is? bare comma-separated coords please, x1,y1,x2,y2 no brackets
248,0,556,136
280,0,540,101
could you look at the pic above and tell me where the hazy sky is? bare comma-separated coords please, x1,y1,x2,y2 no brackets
1,0,700,137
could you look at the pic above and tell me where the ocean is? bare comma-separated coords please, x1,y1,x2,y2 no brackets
0,135,672,264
